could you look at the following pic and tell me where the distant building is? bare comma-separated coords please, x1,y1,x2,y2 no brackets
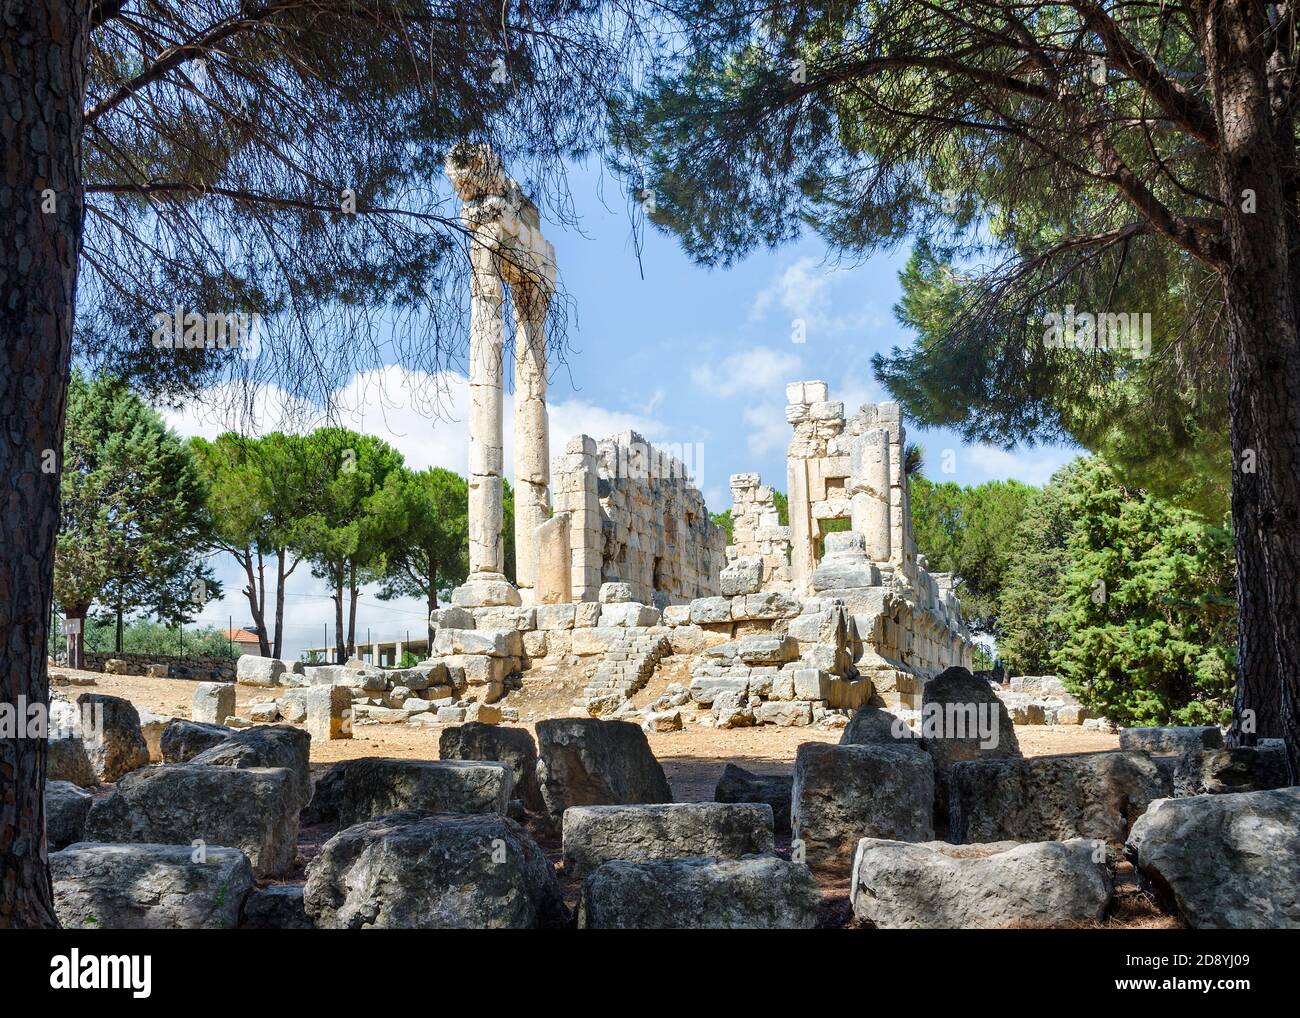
225,628,264,656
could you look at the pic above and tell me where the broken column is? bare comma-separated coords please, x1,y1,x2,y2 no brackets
850,427,891,562
445,143,555,607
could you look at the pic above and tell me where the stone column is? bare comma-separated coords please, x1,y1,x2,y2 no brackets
850,427,891,562
513,283,550,599
450,243,520,608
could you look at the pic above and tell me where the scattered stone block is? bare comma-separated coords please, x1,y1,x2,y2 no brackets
76,693,150,783
187,725,313,812
850,838,1112,929
562,802,775,876
1126,788,1300,928
579,856,820,929
714,763,793,833
159,719,230,762
840,705,921,749
792,743,935,869
240,884,314,930
189,681,233,728
52,843,255,930
306,685,352,741
439,723,542,812
237,656,286,687
47,733,98,787
1119,725,1223,756
1172,745,1290,796
599,582,635,603
598,602,661,627
85,764,300,877
304,812,565,929
535,718,672,828
45,780,93,850
303,757,512,826
950,751,1170,847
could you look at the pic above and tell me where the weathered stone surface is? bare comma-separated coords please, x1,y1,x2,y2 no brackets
1119,725,1223,756
792,743,935,869
535,718,672,827
920,666,1020,824
45,780,93,850
950,751,1170,847
85,764,299,878
850,838,1112,929
598,602,660,628
736,634,799,666
1126,788,1300,928
840,705,921,749
159,718,231,762
433,627,523,658
192,681,235,725
714,763,793,833
304,811,565,929
303,757,511,826
580,856,820,929
188,725,313,812
1171,746,1290,796
562,802,775,876
689,596,733,625
136,708,170,762
77,693,150,783
599,581,636,603
720,557,763,596
47,733,98,787
688,674,749,706
306,684,352,741
439,722,542,812
237,656,287,687
52,843,255,930
240,884,314,930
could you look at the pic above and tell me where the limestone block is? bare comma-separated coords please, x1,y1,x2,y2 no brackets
573,601,602,628
599,603,661,628
192,682,235,725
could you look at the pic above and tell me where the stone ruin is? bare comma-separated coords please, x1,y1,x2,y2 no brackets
553,431,725,606
40,150,1298,933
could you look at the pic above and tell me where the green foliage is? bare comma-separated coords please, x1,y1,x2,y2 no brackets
56,372,219,641
611,3,1230,517
909,475,1036,635
711,509,734,543
996,465,1081,675
1049,460,1237,727
81,617,237,659
373,467,469,610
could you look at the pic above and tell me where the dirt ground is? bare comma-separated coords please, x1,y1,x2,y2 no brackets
68,655,1123,787
59,658,1178,928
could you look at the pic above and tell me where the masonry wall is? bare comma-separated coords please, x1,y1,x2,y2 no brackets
553,431,726,604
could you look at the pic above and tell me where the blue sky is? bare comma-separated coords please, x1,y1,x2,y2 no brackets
161,158,1077,658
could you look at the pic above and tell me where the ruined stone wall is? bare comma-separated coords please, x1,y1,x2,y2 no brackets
726,472,791,591
553,431,726,604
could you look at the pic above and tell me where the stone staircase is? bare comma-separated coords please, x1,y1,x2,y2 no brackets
583,632,672,715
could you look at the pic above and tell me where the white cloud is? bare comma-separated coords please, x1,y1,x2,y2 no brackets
691,346,803,398
961,443,1075,486
163,367,667,657
743,402,789,457
158,366,666,482
749,255,884,339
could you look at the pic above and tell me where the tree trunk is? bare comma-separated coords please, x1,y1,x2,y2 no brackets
236,548,271,657
333,569,346,663
1209,2,1300,782
114,593,124,653
347,560,359,656
0,0,90,929
273,549,287,660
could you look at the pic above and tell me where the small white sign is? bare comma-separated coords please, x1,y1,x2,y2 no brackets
64,618,82,635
